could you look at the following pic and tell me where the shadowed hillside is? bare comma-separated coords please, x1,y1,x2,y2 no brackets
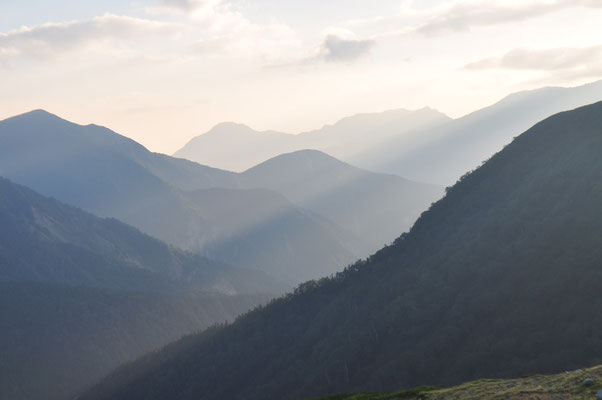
80,102,602,400
0,177,273,400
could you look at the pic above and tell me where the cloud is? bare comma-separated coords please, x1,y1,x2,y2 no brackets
267,33,375,68
319,35,375,62
464,45,602,82
465,45,602,71
0,14,176,62
348,0,602,40
158,0,203,11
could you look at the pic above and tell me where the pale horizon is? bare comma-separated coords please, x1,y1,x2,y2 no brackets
2,0,602,153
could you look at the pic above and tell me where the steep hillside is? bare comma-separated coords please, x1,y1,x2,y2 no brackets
0,176,278,294
0,281,265,400
351,80,602,184
80,102,602,400
0,177,273,400
0,110,220,251
241,150,443,252
174,108,450,172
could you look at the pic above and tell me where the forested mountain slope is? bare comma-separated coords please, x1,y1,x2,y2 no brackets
81,102,602,400
0,281,264,400
0,177,272,400
0,177,277,294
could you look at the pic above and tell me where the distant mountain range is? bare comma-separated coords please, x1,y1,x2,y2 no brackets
174,80,602,185
0,111,442,284
351,79,602,185
80,102,602,400
174,107,451,172
0,177,273,400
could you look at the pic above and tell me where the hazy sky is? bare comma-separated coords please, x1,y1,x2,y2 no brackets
1,0,601,153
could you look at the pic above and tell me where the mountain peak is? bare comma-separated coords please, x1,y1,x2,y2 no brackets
3,109,66,124
244,149,348,174
204,122,264,137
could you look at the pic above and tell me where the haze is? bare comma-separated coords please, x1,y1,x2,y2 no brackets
2,0,602,154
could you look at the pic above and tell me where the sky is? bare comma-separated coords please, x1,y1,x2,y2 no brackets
1,0,602,154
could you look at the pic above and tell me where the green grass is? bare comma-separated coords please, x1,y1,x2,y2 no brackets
308,366,602,399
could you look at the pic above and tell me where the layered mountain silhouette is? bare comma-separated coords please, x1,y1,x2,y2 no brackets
184,187,362,283
174,107,451,172
0,177,273,400
0,110,441,284
81,102,602,400
174,80,602,186
350,79,602,184
240,150,442,253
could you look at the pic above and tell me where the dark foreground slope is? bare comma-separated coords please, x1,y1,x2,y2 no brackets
80,102,602,400
0,177,271,400
0,282,264,400
307,364,602,400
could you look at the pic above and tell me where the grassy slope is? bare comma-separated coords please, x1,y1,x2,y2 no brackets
309,365,602,400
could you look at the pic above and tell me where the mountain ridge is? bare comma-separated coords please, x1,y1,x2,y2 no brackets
174,107,451,172
79,101,602,400
0,111,442,284
350,79,602,184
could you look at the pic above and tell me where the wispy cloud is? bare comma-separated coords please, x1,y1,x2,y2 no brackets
0,1,298,66
0,14,176,62
158,0,206,11
413,0,602,36
466,45,602,71
464,45,602,81
346,0,602,41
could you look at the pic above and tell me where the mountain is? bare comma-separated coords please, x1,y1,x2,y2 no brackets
185,187,360,283
0,110,361,285
174,122,295,173
0,110,441,285
174,81,602,186
240,150,443,253
174,107,451,172
80,102,602,400
0,281,265,400
350,79,602,185
0,176,273,400
0,110,223,251
0,176,279,294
